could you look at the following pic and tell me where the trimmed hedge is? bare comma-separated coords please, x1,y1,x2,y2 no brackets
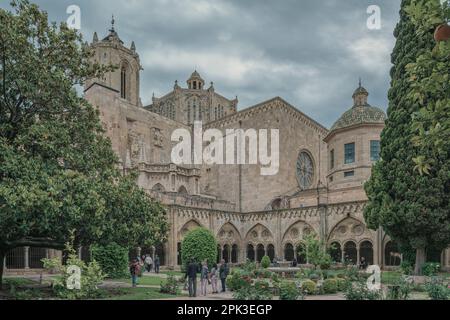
181,228,218,268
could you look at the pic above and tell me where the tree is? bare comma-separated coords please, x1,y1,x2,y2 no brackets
303,235,332,270
0,0,169,288
364,0,449,275
181,228,217,269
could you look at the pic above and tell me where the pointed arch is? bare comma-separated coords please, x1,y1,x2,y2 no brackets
217,222,242,243
245,223,274,243
152,183,165,193
178,219,202,240
178,186,188,195
282,220,316,245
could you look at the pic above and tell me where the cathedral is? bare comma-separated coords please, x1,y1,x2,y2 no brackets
4,23,450,272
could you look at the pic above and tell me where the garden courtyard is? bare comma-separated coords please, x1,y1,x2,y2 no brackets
1,265,449,300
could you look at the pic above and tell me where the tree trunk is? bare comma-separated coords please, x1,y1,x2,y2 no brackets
0,250,5,290
415,248,426,275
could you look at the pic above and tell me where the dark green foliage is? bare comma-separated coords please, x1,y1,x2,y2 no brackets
91,243,129,279
279,281,301,300
0,0,169,287
260,256,271,269
323,278,338,294
181,228,217,268
160,275,180,295
425,278,449,300
364,0,450,274
421,262,441,277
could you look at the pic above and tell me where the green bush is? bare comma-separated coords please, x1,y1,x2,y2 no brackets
335,278,348,292
422,263,441,277
400,261,413,275
181,228,217,268
323,278,338,294
226,270,252,291
233,280,273,300
42,243,105,300
386,276,413,300
279,281,301,300
242,260,257,272
91,243,129,279
344,280,382,300
301,280,317,295
425,278,449,300
261,256,271,269
160,275,180,295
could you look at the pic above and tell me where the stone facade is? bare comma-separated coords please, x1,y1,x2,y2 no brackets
5,24,449,272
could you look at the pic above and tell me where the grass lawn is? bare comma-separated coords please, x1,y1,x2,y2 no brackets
114,276,168,286
106,287,185,300
381,271,402,284
161,271,184,277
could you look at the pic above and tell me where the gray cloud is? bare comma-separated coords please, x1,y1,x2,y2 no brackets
1,0,402,128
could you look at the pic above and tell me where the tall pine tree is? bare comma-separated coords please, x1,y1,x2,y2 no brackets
364,0,449,275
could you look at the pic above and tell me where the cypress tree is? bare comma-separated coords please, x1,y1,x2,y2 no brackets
364,0,449,275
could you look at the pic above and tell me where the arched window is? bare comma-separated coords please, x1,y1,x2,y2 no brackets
344,241,357,265
178,186,188,195
223,245,230,263
256,244,265,263
152,184,165,193
329,242,342,263
247,244,255,262
231,245,239,264
284,243,294,262
267,244,275,263
360,241,374,266
121,65,127,99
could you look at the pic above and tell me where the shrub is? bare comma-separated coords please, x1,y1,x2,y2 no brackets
425,278,449,300
91,243,129,279
308,273,320,282
279,281,301,300
301,280,317,295
344,266,360,281
335,278,348,292
387,276,413,300
422,263,441,277
233,280,273,300
42,242,105,300
261,256,271,269
323,278,338,294
344,280,382,300
242,260,257,272
160,275,180,295
226,270,252,291
400,261,413,275
181,228,217,268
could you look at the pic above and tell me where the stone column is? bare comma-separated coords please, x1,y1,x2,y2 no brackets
24,247,30,269
3,256,6,271
356,247,360,267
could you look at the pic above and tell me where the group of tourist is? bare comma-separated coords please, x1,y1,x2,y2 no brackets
185,259,230,298
129,254,161,288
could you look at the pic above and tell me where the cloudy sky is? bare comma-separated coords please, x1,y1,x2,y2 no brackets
2,0,402,128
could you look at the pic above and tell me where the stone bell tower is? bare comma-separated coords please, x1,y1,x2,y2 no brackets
85,16,142,106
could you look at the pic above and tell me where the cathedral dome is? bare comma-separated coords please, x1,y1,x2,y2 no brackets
330,82,386,132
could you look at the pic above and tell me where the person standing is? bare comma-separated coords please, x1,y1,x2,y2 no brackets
129,259,140,288
154,255,160,274
210,263,218,294
200,260,209,296
185,258,198,297
219,259,229,293
144,254,153,273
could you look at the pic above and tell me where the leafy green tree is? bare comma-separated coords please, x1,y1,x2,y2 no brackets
0,0,169,288
364,0,449,275
303,235,332,270
181,228,217,269
90,243,129,279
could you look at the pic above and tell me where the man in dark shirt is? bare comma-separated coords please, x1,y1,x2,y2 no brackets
185,258,198,297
